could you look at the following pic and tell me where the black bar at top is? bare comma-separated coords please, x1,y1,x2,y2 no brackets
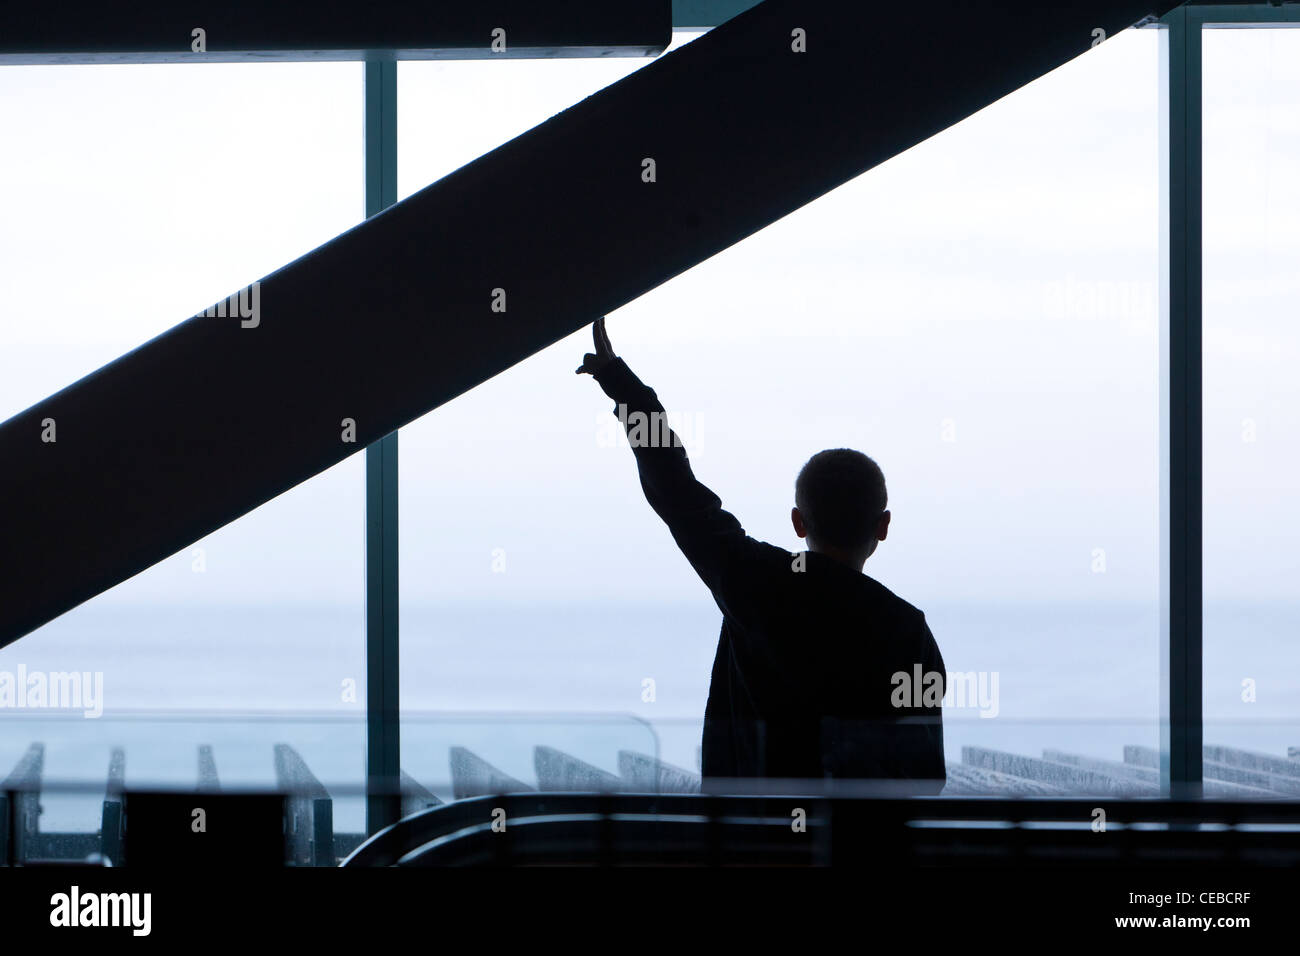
0,0,671,63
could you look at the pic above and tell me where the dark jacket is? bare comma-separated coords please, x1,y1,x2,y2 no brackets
594,358,946,792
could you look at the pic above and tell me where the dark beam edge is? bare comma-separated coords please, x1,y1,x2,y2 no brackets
0,0,1180,645
0,0,671,56
0,46,668,66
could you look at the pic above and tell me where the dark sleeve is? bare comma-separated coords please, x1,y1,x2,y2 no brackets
592,357,761,606
920,615,947,791
923,616,946,702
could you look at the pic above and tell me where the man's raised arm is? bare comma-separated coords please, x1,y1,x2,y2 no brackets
577,318,756,600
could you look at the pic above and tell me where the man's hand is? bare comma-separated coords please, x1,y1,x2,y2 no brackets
575,316,617,376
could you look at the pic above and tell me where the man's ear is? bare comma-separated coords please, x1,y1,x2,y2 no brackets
791,507,808,539
877,510,891,542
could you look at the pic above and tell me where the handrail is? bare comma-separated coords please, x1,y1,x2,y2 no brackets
343,791,1300,867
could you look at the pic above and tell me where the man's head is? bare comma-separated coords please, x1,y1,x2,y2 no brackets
791,448,891,567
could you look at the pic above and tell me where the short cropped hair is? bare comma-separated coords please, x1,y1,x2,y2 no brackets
794,449,887,550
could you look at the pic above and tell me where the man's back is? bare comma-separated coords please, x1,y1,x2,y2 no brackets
701,542,946,788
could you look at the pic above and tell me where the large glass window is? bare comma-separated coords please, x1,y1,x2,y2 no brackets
1203,27,1300,775
396,36,703,795
0,62,367,851
9,14,1295,845
397,29,1163,795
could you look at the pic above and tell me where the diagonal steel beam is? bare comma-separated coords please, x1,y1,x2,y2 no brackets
0,0,1179,645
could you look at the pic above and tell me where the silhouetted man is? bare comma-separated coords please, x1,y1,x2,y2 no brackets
578,318,946,794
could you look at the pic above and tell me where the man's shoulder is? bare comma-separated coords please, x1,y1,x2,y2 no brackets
863,579,944,671
755,546,930,621
860,574,927,621
753,540,809,567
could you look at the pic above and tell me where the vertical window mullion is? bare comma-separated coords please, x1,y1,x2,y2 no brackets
364,57,401,835
1159,7,1204,799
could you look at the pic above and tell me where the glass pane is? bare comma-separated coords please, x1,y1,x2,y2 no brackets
0,62,366,862
398,29,1163,797
397,34,704,797
1202,27,1300,793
